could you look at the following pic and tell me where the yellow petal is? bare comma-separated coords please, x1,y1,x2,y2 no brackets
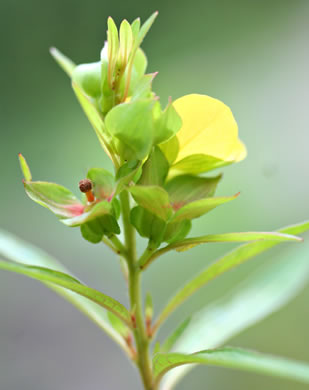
173,94,247,163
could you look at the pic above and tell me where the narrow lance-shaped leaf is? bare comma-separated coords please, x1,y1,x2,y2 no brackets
50,47,76,77
72,82,115,163
0,260,132,327
146,231,303,266
160,317,192,354
154,347,309,386
160,236,309,390
0,230,129,353
154,220,308,331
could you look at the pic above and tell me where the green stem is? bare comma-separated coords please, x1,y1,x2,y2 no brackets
120,190,136,263
120,190,154,390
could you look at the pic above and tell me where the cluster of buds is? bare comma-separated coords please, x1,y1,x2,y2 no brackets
19,13,246,249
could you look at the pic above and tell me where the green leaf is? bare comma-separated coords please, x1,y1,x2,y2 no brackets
87,168,115,200
161,317,192,354
171,194,239,223
50,47,76,77
129,185,172,221
23,180,84,218
166,174,222,206
72,62,101,98
0,230,129,352
0,260,131,326
160,237,309,389
138,146,169,187
161,231,303,253
159,135,180,165
155,220,309,331
154,101,182,145
154,347,309,386
62,201,112,227
130,206,166,246
18,153,32,181
105,100,154,160
172,154,230,175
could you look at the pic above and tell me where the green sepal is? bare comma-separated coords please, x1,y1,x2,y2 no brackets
87,168,115,200
107,17,119,88
126,48,148,93
50,47,76,77
131,73,156,101
115,160,142,195
163,220,192,244
154,101,182,145
131,18,141,40
72,62,102,98
171,193,240,223
23,180,84,219
166,174,222,207
80,220,103,244
119,19,133,67
61,201,112,227
129,185,172,221
132,11,158,52
172,154,231,175
80,213,120,244
18,153,32,181
138,146,169,187
105,99,154,160
159,136,179,165
130,206,166,247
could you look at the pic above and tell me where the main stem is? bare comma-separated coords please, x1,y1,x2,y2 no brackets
120,191,154,390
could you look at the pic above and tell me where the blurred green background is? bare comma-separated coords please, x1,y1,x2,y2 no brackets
1,1,309,389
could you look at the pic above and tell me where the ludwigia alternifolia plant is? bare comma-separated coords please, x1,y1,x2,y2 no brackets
1,12,309,390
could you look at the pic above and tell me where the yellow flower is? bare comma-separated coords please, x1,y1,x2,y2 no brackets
171,94,247,174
